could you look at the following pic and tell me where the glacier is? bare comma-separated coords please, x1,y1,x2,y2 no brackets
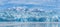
0,0,60,27
0,6,59,22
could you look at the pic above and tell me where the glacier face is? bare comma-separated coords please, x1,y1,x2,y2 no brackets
0,6,59,22
0,0,60,27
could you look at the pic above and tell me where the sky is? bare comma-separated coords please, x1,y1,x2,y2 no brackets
0,0,59,10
